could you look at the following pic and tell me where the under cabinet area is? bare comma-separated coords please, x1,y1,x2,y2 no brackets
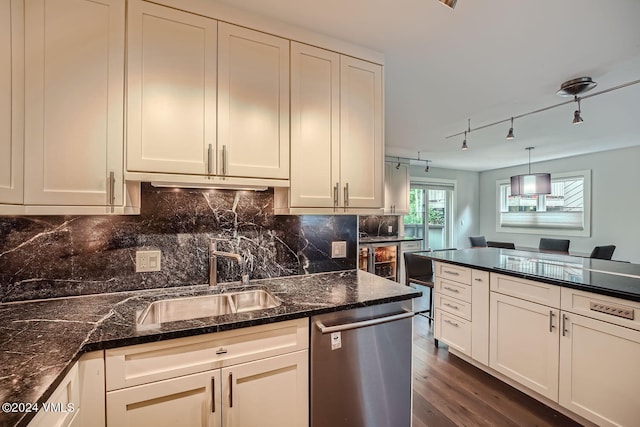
105,319,309,427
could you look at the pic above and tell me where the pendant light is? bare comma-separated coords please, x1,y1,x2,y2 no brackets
506,117,515,140
510,147,551,196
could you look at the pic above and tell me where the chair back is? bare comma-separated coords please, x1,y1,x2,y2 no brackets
469,236,487,247
403,252,434,287
487,241,516,249
539,238,570,252
590,245,616,260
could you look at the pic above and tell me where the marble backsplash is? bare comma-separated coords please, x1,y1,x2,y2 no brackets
0,184,357,302
359,215,400,237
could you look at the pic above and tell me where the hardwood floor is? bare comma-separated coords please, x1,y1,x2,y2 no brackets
411,314,584,427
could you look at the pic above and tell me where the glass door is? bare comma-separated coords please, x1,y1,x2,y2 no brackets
403,185,453,250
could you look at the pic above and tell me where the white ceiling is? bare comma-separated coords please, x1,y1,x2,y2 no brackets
214,0,640,171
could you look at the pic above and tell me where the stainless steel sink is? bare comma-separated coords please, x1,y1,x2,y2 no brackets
137,289,281,325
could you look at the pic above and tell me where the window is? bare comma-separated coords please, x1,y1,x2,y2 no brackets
403,179,455,250
496,170,591,237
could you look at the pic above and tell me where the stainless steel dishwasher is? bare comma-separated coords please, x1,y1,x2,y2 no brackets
311,301,414,427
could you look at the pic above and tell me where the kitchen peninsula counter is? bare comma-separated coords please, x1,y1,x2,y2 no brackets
0,270,419,427
416,248,640,302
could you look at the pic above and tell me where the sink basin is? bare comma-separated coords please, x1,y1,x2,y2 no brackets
137,289,281,325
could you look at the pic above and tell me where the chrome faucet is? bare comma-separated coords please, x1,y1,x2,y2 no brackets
209,239,243,286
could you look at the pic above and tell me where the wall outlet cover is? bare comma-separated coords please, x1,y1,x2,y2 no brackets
136,250,161,272
331,241,347,258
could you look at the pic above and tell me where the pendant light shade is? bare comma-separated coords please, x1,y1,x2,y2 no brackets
509,147,551,196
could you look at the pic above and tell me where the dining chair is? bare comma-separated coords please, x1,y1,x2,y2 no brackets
590,245,616,260
539,238,570,253
487,241,516,249
404,252,434,325
469,236,487,247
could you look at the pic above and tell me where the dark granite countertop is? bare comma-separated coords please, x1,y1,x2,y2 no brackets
359,235,423,244
0,270,419,427
416,248,640,302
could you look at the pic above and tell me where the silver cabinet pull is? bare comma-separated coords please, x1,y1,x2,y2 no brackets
334,182,339,208
443,319,459,327
562,314,568,336
211,377,216,413
443,286,460,293
444,270,460,276
344,183,349,210
215,347,227,355
443,302,459,310
208,144,213,175
108,171,115,212
549,311,555,332
474,278,483,282
228,372,233,408
222,145,227,176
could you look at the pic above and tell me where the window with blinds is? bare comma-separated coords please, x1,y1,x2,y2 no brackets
496,170,591,236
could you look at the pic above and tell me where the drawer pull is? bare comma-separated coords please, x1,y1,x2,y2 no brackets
443,302,459,310
474,278,483,282
443,286,460,293
443,319,459,327
216,347,228,355
444,270,460,276
549,311,555,332
589,301,634,320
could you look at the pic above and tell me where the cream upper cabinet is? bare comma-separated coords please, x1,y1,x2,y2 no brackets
0,0,23,205
126,0,217,176
217,23,289,180
289,42,340,208
384,162,409,214
339,56,383,209
23,0,125,206
285,43,383,211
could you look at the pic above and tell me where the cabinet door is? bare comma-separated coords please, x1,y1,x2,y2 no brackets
106,370,221,427
384,162,409,213
127,0,217,175
289,42,340,207
559,313,640,427
340,56,383,209
24,0,124,205
218,23,289,180
0,0,23,204
222,350,308,427
489,292,559,401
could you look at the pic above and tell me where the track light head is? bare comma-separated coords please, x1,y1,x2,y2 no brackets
572,97,584,125
424,160,430,173
506,117,515,140
461,132,468,151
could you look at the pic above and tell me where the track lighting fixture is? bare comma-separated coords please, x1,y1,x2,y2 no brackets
424,160,430,173
461,131,468,151
506,117,515,140
386,153,433,170
395,157,401,169
438,0,457,9
572,96,584,125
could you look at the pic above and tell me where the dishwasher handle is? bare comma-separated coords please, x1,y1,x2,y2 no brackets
315,310,414,334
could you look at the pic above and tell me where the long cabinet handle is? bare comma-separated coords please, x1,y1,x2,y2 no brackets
211,377,215,413
208,144,213,175
334,182,339,208
344,183,349,209
228,372,233,408
549,311,555,332
562,314,568,337
108,171,115,212
443,286,460,293
443,319,459,327
222,145,227,176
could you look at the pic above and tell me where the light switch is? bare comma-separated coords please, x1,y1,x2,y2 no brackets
136,250,161,272
331,241,347,258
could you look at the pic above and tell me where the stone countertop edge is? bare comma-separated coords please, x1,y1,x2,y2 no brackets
0,269,420,427
415,248,640,303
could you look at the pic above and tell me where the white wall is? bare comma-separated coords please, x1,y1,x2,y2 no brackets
478,146,640,263
409,165,480,250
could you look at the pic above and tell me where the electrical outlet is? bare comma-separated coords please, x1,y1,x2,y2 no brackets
331,241,347,258
136,250,161,272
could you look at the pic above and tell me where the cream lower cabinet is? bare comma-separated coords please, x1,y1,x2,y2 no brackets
559,288,640,427
105,319,309,427
433,263,489,364
29,351,106,427
23,0,125,208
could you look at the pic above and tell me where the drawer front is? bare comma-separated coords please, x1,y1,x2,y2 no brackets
435,277,472,303
401,240,422,251
435,262,472,285
561,287,640,331
436,293,471,321
490,273,561,308
106,318,308,391
435,309,471,356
